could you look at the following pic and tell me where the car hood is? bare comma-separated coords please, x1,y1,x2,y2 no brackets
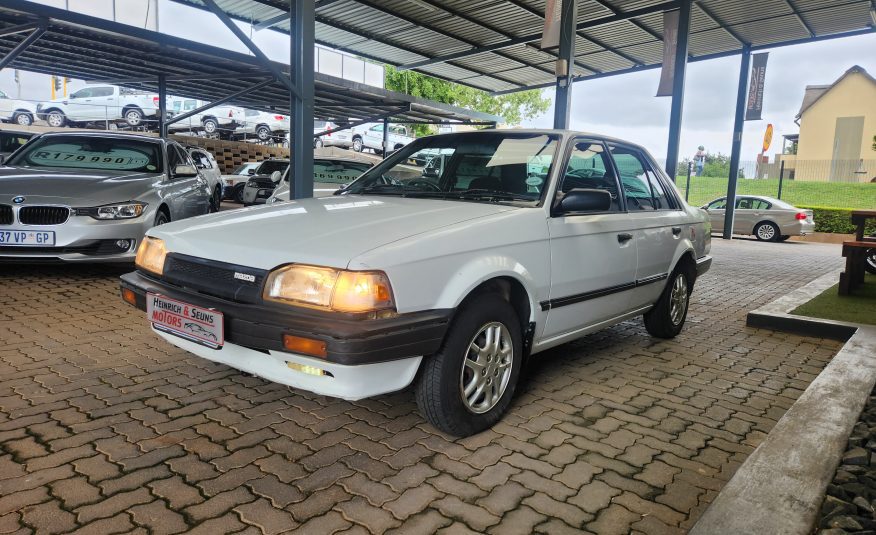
0,166,163,205
150,195,518,269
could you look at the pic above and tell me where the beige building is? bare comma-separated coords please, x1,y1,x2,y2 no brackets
780,65,876,182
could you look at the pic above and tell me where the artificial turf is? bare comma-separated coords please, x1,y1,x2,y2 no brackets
791,273,876,326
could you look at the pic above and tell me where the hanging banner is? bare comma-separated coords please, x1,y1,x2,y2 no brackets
745,52,769,120
541,0,562,49
656,10,679,97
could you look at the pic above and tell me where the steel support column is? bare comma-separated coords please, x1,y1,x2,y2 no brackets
553,0,577,129
664,0,691,181
723,45,751,240
0,26,46,71
158,74,167,138
290,0,315,200
382,118,389,159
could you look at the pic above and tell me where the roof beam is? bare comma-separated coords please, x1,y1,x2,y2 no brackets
253,12,287,31
398,1,679,71
0,21,41,38
695,1,748,45
784,0,816,37
199,0,301,99
0,24,45,70
491,26,876,95
89,72,274,84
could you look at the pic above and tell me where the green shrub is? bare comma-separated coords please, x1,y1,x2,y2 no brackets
797,206,876,235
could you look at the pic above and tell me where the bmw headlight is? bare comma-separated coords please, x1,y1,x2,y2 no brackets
263,265,395,313
77,202,147,220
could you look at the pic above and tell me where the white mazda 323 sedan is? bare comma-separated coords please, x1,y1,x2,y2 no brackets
121,130,712,437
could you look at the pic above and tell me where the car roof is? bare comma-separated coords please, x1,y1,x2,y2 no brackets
420,128,652,153
0,129,34,137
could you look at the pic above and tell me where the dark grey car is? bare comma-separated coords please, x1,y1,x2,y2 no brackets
0,132,212,262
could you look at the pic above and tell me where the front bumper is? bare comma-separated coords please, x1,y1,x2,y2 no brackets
242,184,274,205
119,270,452,366
0,214,149,262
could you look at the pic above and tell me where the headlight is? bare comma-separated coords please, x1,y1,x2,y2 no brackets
135,236,167,275
77,202,147,220
263,265,395,313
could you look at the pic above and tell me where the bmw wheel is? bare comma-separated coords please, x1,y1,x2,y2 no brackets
754,221,780,242
415,294,523,437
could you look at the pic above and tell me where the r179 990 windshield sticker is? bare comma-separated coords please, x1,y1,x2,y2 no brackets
30,150,149,169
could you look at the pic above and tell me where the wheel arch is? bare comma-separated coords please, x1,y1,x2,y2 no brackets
157,203,171,221
121,104,143,114
455,276,533,340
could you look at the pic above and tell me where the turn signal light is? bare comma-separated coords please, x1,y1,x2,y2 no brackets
283,334,327,358
121,288,137,306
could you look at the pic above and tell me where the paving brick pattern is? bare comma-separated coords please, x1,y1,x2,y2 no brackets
0,239,844,534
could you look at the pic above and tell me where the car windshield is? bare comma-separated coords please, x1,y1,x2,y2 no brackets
7,135,163,172
232,163,258,175
343,132,559,204
256,161,289,175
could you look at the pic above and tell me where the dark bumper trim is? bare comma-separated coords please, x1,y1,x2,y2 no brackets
120,271,452,366
696,255,712,277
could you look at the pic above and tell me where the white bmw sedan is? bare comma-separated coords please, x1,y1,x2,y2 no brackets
120,130,711,436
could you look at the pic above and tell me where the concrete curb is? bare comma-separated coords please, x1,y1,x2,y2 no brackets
690,271,876,535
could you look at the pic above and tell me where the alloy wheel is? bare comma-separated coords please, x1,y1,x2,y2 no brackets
757,224,776,241
459,322,514,414
669,274,688,326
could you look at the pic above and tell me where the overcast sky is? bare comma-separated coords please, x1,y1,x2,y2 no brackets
2,0,875,164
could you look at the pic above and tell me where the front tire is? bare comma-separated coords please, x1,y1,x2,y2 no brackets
46,110,66,128
754,221,780,242
644,268,692,339
866,249,876,275
415,294,523,437
232,183,246,203
352,136,363,152
154,209,170,226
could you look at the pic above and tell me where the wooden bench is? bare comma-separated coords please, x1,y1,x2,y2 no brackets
839,241,872,295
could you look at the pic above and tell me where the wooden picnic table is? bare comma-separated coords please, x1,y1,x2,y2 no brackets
839,210,876,295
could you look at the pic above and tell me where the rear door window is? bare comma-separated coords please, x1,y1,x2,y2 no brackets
609,145,677,211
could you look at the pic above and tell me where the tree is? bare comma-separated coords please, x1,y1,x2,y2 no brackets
384,66,550,136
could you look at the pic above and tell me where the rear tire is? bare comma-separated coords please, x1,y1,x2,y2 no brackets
13,112,33,126
256,126,271,141
415,294,523,437
352,136,363,152
124,108,144,127
203,118,218,135
866,249,876,275
754,221,780,242
779,235,791,242
644,267,693,339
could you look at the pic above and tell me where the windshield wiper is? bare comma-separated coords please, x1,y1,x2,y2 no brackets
456,189,536,202
354,183,405,195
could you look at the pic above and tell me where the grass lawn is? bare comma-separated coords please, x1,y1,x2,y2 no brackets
791,273,876,326
680,176,876,210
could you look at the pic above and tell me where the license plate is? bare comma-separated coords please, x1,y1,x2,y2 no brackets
0,230,55,246
147,293,224,348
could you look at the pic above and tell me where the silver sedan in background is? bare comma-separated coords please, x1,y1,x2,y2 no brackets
0,132,212,262
702,195,815,241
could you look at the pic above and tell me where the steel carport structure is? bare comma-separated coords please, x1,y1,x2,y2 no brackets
0,0,501,198
170,0,875,238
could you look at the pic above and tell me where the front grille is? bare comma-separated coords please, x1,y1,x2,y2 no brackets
161,254,268,304
19,206,69,225
0,205,11,225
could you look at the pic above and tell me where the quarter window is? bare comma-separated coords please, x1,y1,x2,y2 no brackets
609,145,677,211
707,198,727,210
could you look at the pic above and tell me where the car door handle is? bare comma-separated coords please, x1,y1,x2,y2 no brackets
672,226,682,236
617,233,633,243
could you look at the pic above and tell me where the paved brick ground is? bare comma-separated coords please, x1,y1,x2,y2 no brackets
0,238,845,534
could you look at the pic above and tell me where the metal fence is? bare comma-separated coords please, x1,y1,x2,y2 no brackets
675,160,876,210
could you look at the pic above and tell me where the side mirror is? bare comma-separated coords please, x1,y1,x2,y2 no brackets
173,164,198,177
270,171,283,184
247,169,256,175
558,188,611,213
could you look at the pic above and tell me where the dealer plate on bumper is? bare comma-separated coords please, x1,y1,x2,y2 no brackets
147,293,224,349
